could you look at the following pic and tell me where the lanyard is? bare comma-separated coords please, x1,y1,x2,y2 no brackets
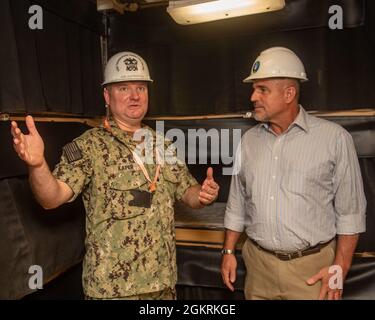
102,118,161,193
132,149,161,193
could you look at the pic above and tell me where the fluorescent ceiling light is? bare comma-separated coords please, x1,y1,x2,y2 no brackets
167,0,285,25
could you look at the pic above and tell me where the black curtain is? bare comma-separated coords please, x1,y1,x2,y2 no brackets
109,0,375,116
1,116,373,299
0,0,104,116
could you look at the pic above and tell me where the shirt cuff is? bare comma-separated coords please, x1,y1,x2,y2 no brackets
336,213,366,234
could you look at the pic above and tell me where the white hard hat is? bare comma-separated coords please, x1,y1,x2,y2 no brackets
243,47,308,82
102,51,153,86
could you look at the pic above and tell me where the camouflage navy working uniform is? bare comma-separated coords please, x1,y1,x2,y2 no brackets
52,118,198,299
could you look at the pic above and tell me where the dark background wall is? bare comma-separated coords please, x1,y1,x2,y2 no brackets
0,0,103,116
1,0,374,117
109,0,375,116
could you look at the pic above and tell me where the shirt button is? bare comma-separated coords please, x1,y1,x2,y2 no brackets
270,196,274,200
272,175,276,179
274,156,278,160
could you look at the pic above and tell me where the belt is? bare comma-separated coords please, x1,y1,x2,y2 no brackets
249,238,334,261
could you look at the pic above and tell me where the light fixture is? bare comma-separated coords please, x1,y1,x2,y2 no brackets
167,0,285,25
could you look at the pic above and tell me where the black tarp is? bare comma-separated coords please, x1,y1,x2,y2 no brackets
1,114,374,299
0,121,88,299
0,178,85,299
176,247,375,300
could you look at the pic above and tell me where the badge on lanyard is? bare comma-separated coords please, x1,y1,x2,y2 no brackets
129,190,153,208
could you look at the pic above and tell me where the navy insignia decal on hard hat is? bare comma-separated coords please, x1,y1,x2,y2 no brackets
252,61,260,73
124,57,138,71
63,141,83,163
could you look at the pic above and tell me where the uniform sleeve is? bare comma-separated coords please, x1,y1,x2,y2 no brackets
174,162,198,202
224,142,246,232
162,139,198,201
52,138,93,202
333,130,367,234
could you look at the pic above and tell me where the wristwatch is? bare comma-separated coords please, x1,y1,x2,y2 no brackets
221,249,235,255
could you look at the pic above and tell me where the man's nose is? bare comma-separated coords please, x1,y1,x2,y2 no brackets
250,90,257,102
129,89,140,100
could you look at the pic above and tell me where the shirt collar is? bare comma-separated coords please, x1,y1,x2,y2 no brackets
292,105,309,133
257,105,310,135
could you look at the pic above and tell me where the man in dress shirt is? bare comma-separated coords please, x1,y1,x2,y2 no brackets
221,47,366,300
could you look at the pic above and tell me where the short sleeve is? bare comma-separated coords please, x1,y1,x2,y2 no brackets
52,139,93,202
175,163,198,201
161,138,198,201
162,161,198,202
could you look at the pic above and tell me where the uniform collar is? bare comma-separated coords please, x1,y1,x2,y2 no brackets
101,116,156,149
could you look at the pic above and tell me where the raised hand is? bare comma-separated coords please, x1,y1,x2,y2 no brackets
199,167,220,205
11,115,45,167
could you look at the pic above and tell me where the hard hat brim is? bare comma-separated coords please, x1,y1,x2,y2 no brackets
243,74,308,83
102,78,154,86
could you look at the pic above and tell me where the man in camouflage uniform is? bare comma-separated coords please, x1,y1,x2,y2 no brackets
11,51,220,299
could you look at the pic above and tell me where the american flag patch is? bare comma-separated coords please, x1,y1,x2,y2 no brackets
63,141,83,163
